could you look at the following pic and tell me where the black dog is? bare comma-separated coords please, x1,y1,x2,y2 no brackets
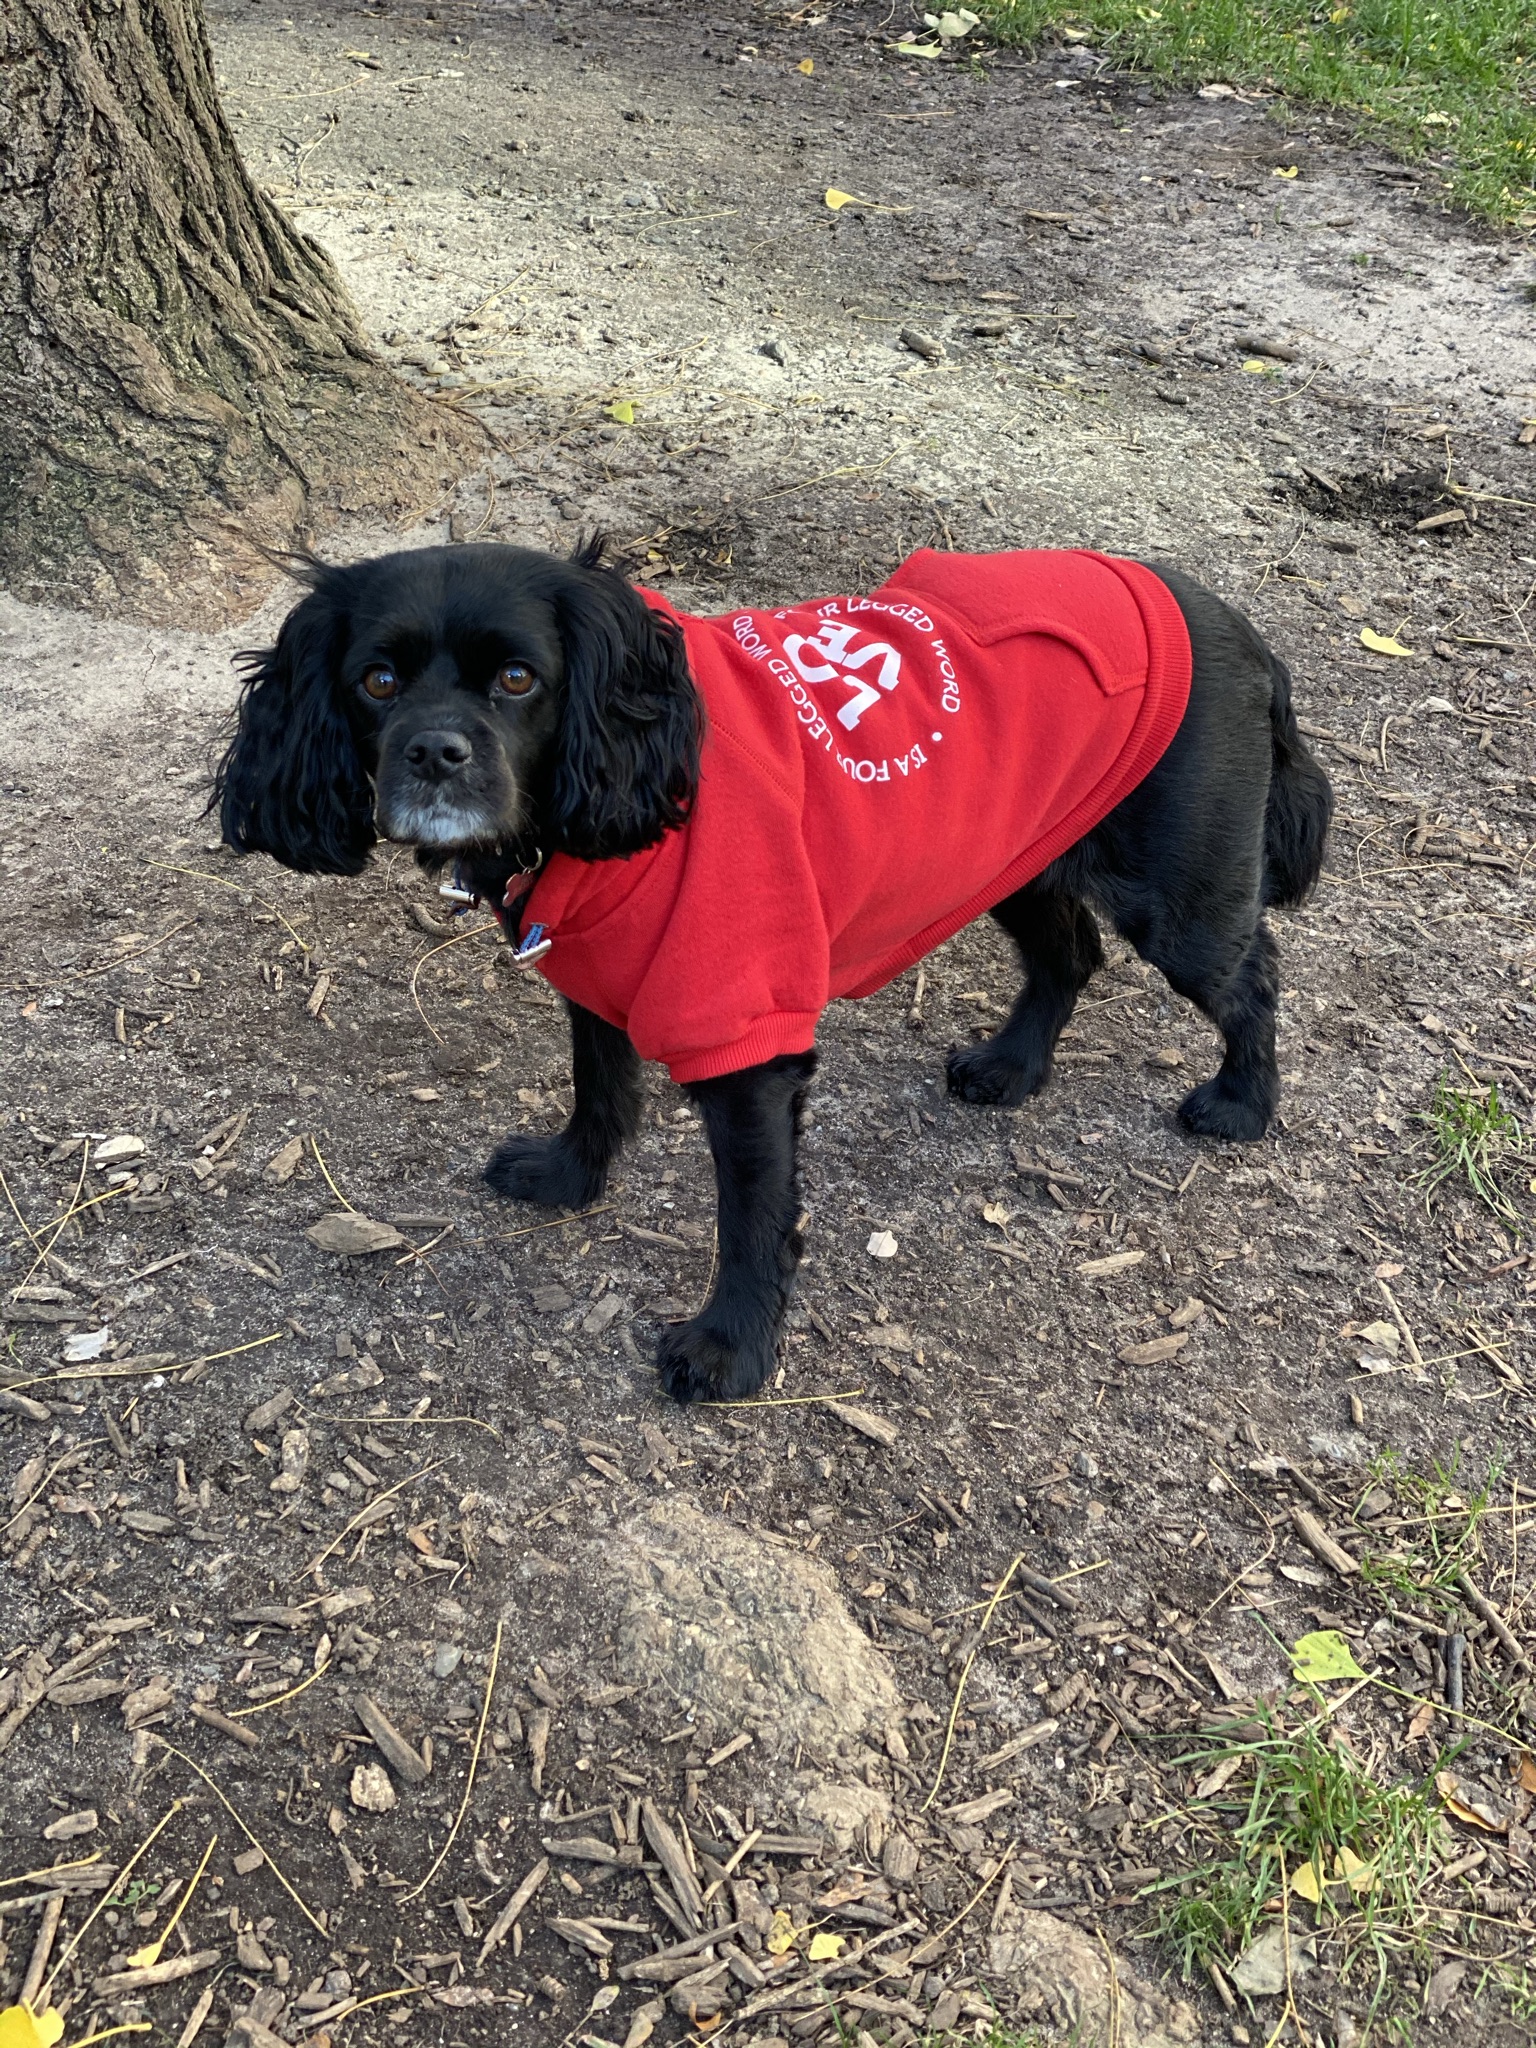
216,540,1331,1402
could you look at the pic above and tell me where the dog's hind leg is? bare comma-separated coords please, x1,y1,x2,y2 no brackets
946,881,1104,1106
1153,916,1280,1141
485,1000,642,1206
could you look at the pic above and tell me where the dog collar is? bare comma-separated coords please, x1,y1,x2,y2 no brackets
439,851,552,969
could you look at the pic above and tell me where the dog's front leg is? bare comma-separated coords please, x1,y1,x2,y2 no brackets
485,1000,641,1208
656,1052,816,1403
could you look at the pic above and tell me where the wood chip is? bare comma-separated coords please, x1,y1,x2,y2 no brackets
1077,1250,1146,1278
190,1703,260,1749
0,1638,114,1758
1289,1507,1359,1577
642,1801,704,1928
95,1949,222,1995
264,1137,306,1183
1117,1331,1190,1366
943,1788,1015,1825
476,1857,549,1965
306,1213,406,1255
975,1720,1059,1769
832,1404,900,1447
548,1915,614,1956
354,1694,430,1782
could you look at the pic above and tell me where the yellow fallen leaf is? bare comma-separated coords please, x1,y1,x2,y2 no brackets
1436,1769,1507,1832
825,188,857,209
1517,1753,1536,1795
766,1908,797,1956
892,40,943,57
1291,1856,1325,1904
1273,165,1300,178
807,1931,845,1961
1242,359,1274,374
798,57,814,74
605,399,635,425
1360,628,1414,658
0,2014,63,2048
1338,1845,1378,1894
1290,1629,1366,1685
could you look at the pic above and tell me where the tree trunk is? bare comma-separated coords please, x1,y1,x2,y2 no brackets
0,0,475,624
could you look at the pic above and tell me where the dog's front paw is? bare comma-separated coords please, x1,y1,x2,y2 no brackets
1178,1078,1271,1143
484,1134,603,1208
655,1317,777,1405
946,1038,1047,1107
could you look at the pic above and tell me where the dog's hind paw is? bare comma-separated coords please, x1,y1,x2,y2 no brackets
945,1038,1047,1107
484,1134,604,1208
655,1318,776,1405
1177,1077,1271,1143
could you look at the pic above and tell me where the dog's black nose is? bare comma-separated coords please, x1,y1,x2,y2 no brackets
404,729,473,780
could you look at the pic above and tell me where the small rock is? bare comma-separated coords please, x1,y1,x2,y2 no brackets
899,328,944,364
1308,1431,1371,1467
532,1285,573,1314
1150,1046,1183,1068
350,1762,397,1813
237,1929,274,1972
433,1643,464,1679
761,338,788,365
232,1847,266,1875
1073,1451,1099,1479
93,1135,145,1168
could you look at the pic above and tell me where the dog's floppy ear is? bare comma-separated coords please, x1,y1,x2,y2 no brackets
549,554,703,861
213,582,376,876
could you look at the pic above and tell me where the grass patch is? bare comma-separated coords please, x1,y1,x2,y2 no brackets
1356,1445,1504,1605
1413,1073,1526,1235
1148,1707,1446,2014
976,0,1536,224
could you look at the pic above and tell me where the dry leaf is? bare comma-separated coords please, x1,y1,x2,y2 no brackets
1517,1753,1536,1794
806,1932,845,1961
0,2009,64,2048
1360,628,1414,658
981,1202,1011,1227
766,1908,796,1956
306,1213,406,1255
1436,1769,1508,1832
798,56,814,73
606,399,635,426
866,1229,898,1259
1407,1701,1437,1741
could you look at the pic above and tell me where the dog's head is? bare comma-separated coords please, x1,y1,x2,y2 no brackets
214,539,702,876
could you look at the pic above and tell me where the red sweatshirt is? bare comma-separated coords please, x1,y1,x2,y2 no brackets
515,549,1191,1083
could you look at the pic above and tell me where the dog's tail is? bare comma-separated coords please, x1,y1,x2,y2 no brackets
1262,646,1333,908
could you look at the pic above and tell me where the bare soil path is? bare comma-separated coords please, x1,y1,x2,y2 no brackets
2,5,1535,2046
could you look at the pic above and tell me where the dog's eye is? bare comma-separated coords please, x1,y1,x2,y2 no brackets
361,666,399,700
494,662,538,698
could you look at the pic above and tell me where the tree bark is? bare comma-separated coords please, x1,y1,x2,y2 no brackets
0,0,475,623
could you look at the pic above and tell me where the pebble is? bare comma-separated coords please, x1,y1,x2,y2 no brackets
93,1135,144,1167
350,1762,397,1813
433,1642,464,1679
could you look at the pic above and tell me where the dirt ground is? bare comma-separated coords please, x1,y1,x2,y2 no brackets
3,3,1536,2046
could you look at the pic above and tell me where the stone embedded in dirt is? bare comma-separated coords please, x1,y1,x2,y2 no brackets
232,1846,265,1875
350,1761,397,1812
798,1778,890,1853
92,1135,144,1167
532,1285,574,1313
989,1906,1202,2045
305,1212,406,1255
433,1643,464,1679
605,1497,899,1762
